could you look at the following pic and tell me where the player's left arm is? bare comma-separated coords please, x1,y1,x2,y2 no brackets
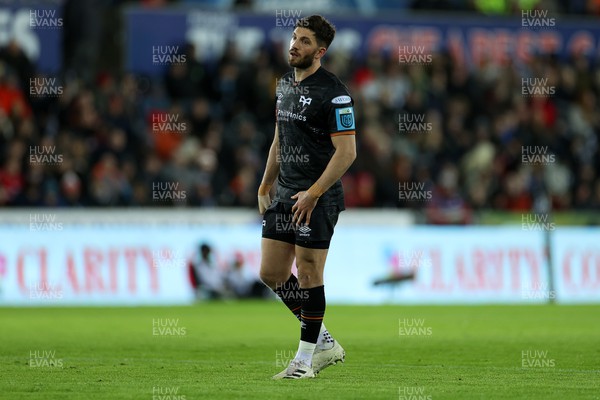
291,134,356,226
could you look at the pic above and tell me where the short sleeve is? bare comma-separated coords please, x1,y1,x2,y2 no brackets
325,93,356,137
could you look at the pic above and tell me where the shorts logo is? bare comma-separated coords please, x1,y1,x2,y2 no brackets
299,96,312,106
331,95,351,104
335,107,355,131
298,225,311,236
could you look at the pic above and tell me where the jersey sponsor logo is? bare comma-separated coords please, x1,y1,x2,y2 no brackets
331,95,351,104
277,109,307,122
335,107,355,131
299,96,312,106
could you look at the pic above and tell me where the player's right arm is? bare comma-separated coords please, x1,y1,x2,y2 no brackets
258,124,280,214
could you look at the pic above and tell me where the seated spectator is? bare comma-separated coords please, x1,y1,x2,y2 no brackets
224,252,270,299
189,243,228,300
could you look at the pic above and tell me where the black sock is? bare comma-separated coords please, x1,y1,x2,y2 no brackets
300,285,326,344
274,274,302,321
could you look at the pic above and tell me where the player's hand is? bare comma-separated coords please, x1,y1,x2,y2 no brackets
291,191,318,226
258,194,271,215
258,184,272,215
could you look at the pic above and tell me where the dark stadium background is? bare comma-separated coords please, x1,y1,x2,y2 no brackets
1,0,598,219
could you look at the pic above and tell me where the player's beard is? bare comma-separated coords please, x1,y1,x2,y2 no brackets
288,49,317,69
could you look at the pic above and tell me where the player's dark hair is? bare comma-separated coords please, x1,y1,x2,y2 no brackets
295,15,336,49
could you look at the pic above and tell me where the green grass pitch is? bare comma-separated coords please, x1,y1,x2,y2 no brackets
1,303,598,399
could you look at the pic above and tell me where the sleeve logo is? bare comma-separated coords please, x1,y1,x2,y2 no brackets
335,107,355,131
331,95,352,104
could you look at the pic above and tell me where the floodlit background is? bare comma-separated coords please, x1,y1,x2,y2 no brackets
1,0,599,306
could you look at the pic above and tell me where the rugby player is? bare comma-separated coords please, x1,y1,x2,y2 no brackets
258,15,357,379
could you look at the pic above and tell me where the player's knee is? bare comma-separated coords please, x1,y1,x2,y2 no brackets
297,264,322,287
259,268,287,290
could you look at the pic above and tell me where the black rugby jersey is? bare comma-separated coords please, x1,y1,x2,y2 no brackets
274,67,356,209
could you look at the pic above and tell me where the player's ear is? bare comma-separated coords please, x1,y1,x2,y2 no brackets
314,47,327,60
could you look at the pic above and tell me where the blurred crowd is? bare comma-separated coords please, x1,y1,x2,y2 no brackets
1,13,600,215
410,0,600,15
